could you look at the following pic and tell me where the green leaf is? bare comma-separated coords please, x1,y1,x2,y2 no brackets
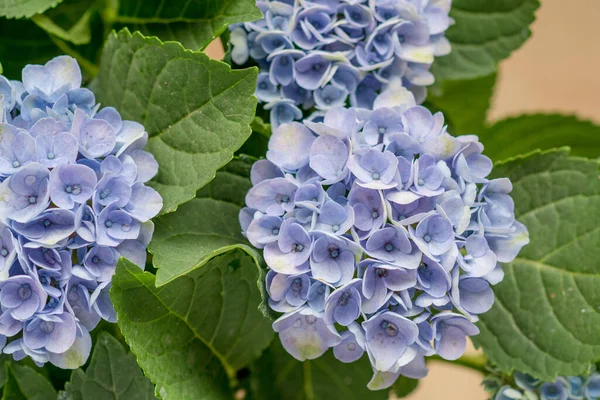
94,29,258,214
425,73,496,134
110,251,274,399
433,0,540,80
249,340,387,400
31,0,97,45
0,0,63,19
112,0,262,50
61,332,156,400
150,157,256,286
473,149,600,380
2,363,56,400
0,18,61,79
149,197,255,286
479,114,600,162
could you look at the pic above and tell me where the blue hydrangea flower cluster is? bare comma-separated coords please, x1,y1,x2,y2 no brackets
229,0,452,128
240,84,529,390
495,372,600,400
0,56,162,368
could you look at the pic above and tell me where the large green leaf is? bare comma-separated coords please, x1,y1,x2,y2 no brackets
425,73,496,134
2,363,56,400
94,29,258,214
249,340,388,400
111,0,262,50
110,251,274,399
433,0,540,80
61,332,156,400
473,149,600,380
150,157,256,286
480,114,600,162
0,0,62,19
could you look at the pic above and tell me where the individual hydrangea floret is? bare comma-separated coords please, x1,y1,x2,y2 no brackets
240,84,529,390
0,56,162,368
230,0,453,127
492,371,600,400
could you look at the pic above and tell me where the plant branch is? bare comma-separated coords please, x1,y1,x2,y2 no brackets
428,353,488,374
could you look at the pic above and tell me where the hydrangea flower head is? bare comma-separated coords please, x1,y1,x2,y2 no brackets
240,83,529,390
0,56,162,368
230,0,453,128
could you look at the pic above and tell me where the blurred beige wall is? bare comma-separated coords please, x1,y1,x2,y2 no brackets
491,0,600,124
205,1,600,398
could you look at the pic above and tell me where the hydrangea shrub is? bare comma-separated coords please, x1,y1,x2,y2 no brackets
0,0,596,398
240,84,529,389
0,56,162,367
230,0,452,127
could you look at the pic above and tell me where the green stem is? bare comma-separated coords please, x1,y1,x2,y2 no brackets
49,36,99,78
429,353,488,374
101,0,118,39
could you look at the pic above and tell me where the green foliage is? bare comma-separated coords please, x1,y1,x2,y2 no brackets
150,157,256,286
392,376,419,399
61,332,156,400
94,29,258,214
480,114,600,162
473,149,600,380
426,73,496,134
0,18,60,79
110,252,274,399
249,340,388,400
111,0,262,50
0,0,106,79
0,0,63,19
2,363,56,400
433,0,540,80
31,0,97,45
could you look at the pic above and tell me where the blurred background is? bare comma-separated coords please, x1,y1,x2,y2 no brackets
205,0,600,398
